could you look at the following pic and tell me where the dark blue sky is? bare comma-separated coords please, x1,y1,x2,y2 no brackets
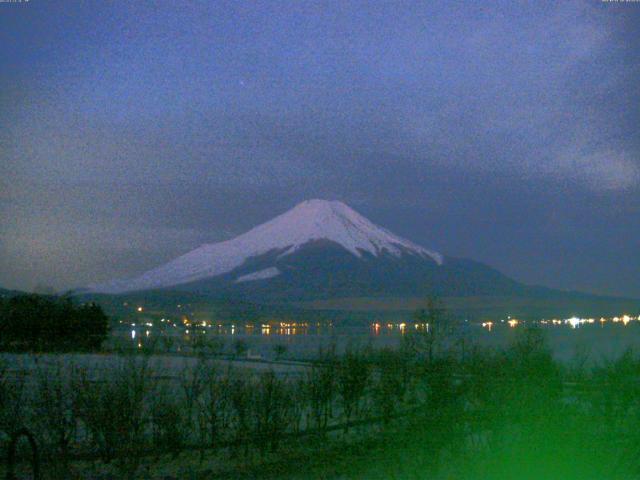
1,1,639,297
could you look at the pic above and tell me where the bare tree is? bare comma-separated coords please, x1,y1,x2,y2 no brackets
336,348,371,432
372,348,414,425
409,297,452,362
33,360,83,474
198,363,232,451
179,358,207,436
228,372,253,456
73,355,155,478
252,370,293,455
150,382,188,457
306,352,336,434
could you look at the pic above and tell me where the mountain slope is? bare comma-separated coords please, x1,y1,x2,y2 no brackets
89,199,443,295
169,239,529,301
88,199,556,302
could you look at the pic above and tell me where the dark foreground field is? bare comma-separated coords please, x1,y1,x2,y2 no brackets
2,327,640,479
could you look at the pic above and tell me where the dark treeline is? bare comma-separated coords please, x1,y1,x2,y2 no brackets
0,294,109,352
2,302,640,479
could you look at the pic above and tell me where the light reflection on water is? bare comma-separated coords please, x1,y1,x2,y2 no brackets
118,315,640,364
124,315,640,344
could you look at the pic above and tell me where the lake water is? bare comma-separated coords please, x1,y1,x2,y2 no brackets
117,320,640,364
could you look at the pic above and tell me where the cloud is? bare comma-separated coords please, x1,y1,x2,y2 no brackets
0,215,216,292
554,149,639,191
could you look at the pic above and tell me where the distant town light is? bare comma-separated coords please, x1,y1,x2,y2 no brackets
566,317,581,329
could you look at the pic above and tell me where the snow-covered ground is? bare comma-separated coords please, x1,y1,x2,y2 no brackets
0,352,309,389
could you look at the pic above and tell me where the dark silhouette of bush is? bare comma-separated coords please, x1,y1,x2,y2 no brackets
306,347,337,434
372,347,415,425
232,338,248,358
0,294,109,352
228,372,253,454
336,347,371,432
273,343,288,360
0,359,26,441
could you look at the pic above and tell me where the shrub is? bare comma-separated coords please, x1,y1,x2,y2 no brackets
150,383,189,456
372,348,412,425
336,348,371,431
0,359,26,441
273,344,288,360
228,371,253,453
252,370,293,454
307,354,336,434
32,360,82,472
198,363,232,448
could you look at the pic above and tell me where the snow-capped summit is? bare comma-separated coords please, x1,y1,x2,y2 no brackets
239,199,442,262
89,199,442,294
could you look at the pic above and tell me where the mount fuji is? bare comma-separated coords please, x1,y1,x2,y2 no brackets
88,199,533,301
